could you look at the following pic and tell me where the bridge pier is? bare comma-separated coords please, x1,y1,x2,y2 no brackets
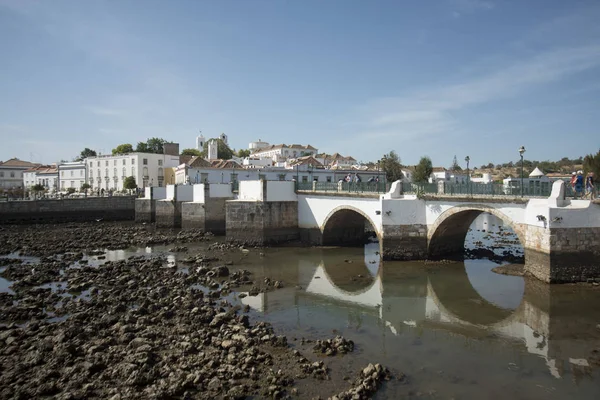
226,181,299,245
380,225,428,260
155,185,194,228
181,183,233,233
135,187,167,223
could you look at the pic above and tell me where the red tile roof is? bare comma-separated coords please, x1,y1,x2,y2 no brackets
0,158,40,168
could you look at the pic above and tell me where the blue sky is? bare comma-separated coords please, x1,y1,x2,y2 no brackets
1,0,599,168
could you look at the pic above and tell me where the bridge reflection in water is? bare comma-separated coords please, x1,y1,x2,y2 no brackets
238,243,599,383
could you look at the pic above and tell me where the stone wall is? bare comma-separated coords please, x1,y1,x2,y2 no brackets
180,197,230,234
155,200,182,228
226,201,298,245
381,225,428,260
135,199,155,223
548,227,600,283
0,196,135,224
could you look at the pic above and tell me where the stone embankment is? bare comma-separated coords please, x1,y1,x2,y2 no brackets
0,223,395,399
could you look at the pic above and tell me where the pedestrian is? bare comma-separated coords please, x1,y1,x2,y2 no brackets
585,172,595,199
570,172,577,196
575,170,584,199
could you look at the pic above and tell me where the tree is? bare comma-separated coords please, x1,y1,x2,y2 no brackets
81,183,91,198
136,138,167,154
450,155,462,171
181,148,202,157
237,149,251,158
31,184,45,199
123,176,137,193
77,148,97,161
202,139,234,160
378,151,403,182
413,156,433,183
583,150,600,178
112,143,134,155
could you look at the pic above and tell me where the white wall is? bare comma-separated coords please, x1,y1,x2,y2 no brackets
209,183,233,198
382,198,427,226
193,184,206,203
266,181,297,202
238,181,263,201
166,184,176,200
176,185,194,202
297,194,382,235
548,201,600,228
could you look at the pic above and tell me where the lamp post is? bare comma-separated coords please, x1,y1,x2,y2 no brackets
464,156,470,195
519,146,526,197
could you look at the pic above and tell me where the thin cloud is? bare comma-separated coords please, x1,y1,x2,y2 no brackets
356,44,600,142
85,106,124,116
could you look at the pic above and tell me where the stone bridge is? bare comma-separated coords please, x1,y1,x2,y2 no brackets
136,179,600,283
295,181,600,283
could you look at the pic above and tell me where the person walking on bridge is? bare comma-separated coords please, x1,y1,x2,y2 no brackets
585,172,595,200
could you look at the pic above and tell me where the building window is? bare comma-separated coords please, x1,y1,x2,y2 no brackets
143,167,148,177
97,169,100,177
80,170,83,177
90,162,93,168
158,168,164,177
71,181,74,187
143,158,148,165
326,176,332,183
131,158,135,165
123,159,126,165
122,167,126,177
158,160,163,166
10,172,15,178
90,170,93,177
61,171,64,177
302,176,308,183
105,161,108,166
113,160,117,166
0,172,3,177
97,161,100,167
278,174,286,181
105,168,108,177
113,168,117,177
70,171,74,177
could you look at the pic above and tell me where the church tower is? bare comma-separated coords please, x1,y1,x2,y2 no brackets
207,139,218,160
196,133,205,150
219,133,228,145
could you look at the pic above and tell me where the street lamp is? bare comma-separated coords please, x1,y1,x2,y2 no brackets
519,146,526,197
465,156,471,196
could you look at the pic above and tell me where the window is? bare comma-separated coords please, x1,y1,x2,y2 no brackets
113,168,117,177
61,171,64,177
131,158,135,165
158,168,164,177
97,161,100,167
113,160,117,166
10,172,15,178
105,169,108,177
90,170,93,177
143,158,148,165
90,162,93,168
70,181,74,187
80,170,83,177
326,176,332,183
122,167,126,177
97,169,100,177
158,160,163,166
0,172,3,177
105,161,109,166
278,174,286,181
70,171,74,177
123,159,126,165
142,167,148,177
302,176,308,183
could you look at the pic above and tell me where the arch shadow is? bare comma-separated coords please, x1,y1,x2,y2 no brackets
427,205,526,261
321,206,381,247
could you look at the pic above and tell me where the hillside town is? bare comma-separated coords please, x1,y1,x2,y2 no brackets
0,133,595,199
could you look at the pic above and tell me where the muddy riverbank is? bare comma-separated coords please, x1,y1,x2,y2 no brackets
0,223,394,399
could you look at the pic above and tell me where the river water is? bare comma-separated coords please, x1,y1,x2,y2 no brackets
2,214,600,398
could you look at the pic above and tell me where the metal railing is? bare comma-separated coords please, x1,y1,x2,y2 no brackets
296,181,389,193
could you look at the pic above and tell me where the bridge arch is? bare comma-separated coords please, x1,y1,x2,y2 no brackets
427,205,526,260
321,205,382,246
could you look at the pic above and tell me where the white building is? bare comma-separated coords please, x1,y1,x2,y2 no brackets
23,165,51,189
58,161,87,191
503,167,551,195
85,148,180,192
36,167,59,192
249,139,270,151
250,144,318,160
470,173,493,184
196,134,205,151
0,158,40,190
